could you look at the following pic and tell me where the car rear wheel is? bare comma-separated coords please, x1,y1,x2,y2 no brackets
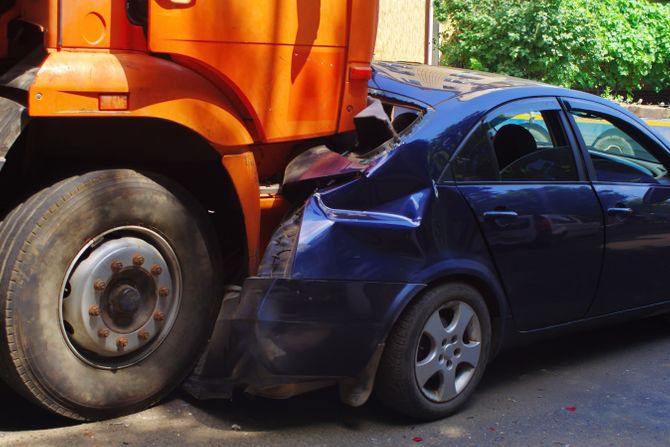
375,283,491,420
0,169,223,420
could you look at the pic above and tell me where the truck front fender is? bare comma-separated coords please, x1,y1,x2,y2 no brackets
29,51,254,149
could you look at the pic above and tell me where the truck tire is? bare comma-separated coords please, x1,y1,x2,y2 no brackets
0,169,223,420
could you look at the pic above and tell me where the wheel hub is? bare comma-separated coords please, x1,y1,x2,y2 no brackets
61,231,181,363
109,285,142,317
414,301,482,403
101,268,157,333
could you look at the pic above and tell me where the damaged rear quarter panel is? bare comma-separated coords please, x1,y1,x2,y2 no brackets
290,105,502,291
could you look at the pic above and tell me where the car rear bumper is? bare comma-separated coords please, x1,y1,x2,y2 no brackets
184,277,423,398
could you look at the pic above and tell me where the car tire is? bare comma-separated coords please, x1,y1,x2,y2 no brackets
0,169,223,420
375,283,491,420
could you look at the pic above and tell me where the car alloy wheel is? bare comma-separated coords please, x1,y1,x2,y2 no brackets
415,301,482,402
375,283,491,420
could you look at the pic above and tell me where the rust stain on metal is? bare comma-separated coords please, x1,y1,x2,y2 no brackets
138,330,150,341
111,260,123,272
93,279,106,291
88,305,101,317
151,264,162,275
98,328,110,338
153,311,165,322
116,336,129,350
132,254,145,266
158,286,169,297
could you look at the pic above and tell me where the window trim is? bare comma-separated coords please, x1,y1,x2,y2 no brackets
442,97,588,184
562,98,670,185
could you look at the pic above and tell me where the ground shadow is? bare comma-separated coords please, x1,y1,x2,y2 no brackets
0,381,76,430
185,314,670,432
0,315,667,432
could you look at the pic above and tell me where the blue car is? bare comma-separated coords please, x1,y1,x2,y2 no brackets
187,62,670,420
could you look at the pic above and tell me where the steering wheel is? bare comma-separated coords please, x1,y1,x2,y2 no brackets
593,129,636,156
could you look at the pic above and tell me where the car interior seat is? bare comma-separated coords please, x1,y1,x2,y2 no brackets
392,112,419,134
493,124,538,170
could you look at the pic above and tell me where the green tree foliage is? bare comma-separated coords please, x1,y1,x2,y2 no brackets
434,0,670,94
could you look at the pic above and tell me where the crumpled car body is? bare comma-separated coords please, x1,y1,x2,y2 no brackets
184,62,670,409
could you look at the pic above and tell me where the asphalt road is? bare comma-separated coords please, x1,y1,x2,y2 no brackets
0,316,669,447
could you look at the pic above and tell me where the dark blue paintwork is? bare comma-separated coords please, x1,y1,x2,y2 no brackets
458,183,603,330
189,63,670,401
588,183,670,314
232,279,421,377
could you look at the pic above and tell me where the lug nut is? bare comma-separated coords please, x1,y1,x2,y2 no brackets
116,336,129,350
158,286,169,297
88,305,101,317
98,328,110,338
111,260,123,273
153,311,165,322
133,255,145,266
93,280,106,291
151,265,163,276
138,330,150,341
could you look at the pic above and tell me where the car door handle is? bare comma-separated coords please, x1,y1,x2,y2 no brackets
483,211,519,220
607,207,634,217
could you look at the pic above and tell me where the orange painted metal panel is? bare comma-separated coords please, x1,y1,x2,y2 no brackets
347,0,380,63
60,0,147,50
148,0,377,142
223,152,262,275
338,0,380,132
29,51,254,148
150,0,347,46
159,41,346,142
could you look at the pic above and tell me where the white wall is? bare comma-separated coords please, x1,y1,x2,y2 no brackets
374,0,428,63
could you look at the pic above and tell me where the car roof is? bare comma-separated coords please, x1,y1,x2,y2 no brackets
371,61,549,106
370,62,670,150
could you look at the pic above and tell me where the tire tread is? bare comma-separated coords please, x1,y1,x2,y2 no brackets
0,170,218,420
375,283,491,420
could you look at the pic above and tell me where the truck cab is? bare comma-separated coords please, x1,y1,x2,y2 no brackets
0,0,378,420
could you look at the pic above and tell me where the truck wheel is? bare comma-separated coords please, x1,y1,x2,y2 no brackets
375,283,491,420
0,170,223,420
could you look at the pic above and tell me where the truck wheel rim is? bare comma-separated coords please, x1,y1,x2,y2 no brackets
60,226,182,369
414,301,482,403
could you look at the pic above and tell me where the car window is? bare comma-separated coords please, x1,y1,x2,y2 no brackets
452,107,578,182
570,111,670,184
647,121,670,145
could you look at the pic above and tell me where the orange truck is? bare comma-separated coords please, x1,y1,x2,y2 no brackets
0,0,378,420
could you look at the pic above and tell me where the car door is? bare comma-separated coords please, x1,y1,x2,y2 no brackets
450,98,604,331
564,98,670,315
